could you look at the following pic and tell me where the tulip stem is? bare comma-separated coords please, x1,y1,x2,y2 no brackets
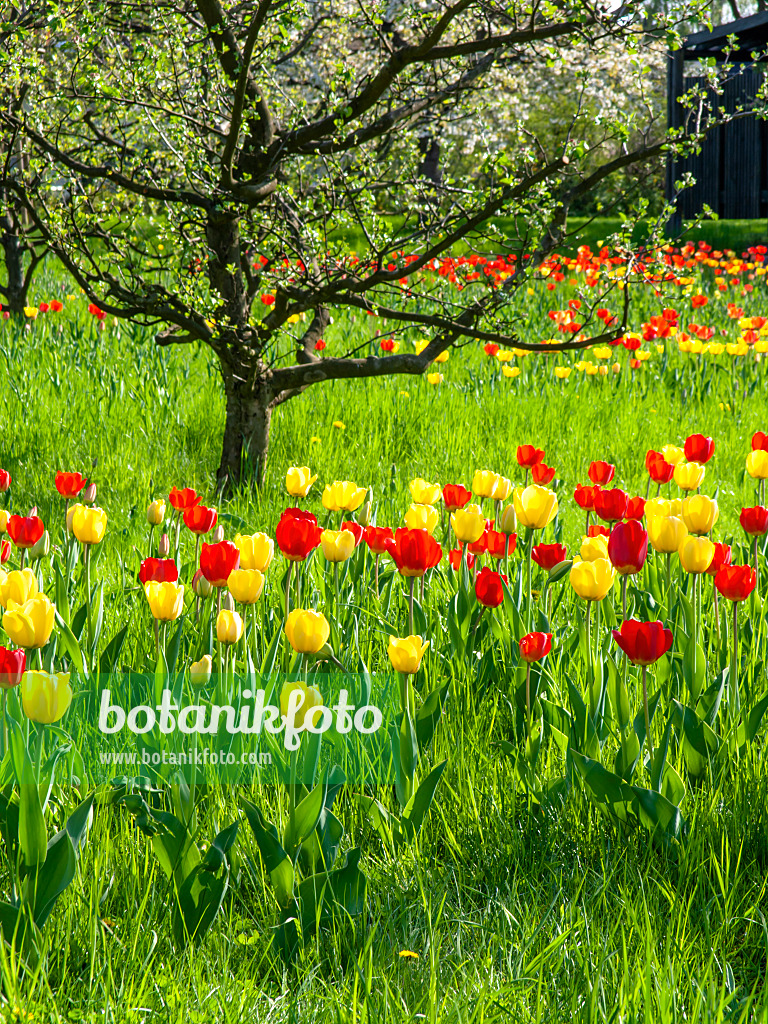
526,532,533,631
525,663,532,739
754,536,759,593
333,563,340,624
0,690,6,760
621,575,627,622
504,535,510,581
408,577,415,636
642,665,653,765
420,573,425,606
731,601,739,717
585,511,590,537
374,554,380,598
713,582,720,645
21,550,26,571
585,601,592,672
148,523,155,558
665,553,672,608
284,562,293,623
34,724,45,784
84,544,93,660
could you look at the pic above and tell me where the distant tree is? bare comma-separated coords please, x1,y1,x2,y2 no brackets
3,0,710,489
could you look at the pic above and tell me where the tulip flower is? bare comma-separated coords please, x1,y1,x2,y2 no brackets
322,480,367,512
341,521,365,546
184,503,217,535
3,594,55,649
0,511,8,534
286,466,317,497
661,444,685,466
146,499,166,526
490,476,512,501
570,557,616,603
611,619,673,758
385,528,442,578
451,505,486,544
740,506,768,537
752,432,768,452
387,635,429,675
588,524,609,538
404,503,439,535
0,568,38,609
519,631,552,663
138,558,179,585
275,510,322,562
235,532,275,571
486,529,513,559
580,534,609,561
706,542,732,577
648,513,687,552
200,540,240,587
531,462,556,485
0,469,10,492
574,484,599,512
217,609,244,645
645,450,675,485
144,581,185,621
673,461,705,492
499,505,517,535
684,434,715,464
516,445,545,468
588,460,615,485
747,449,768,482
448,546,476,571
475,566,507,607
409,478,441,505
228,568,265,604
442,484,472,512
190,654,212,687
679,535,715,574
625,496,646,520
320,529,356,562
55,471,87,498
0,646,25,689
284,609,330,654
192,569,213,598
83,483,97,504
280,680,324,728
531,543,567,570
680,494,718,536
72,505,107,545
7,515,44,550
21,671,72,724
608,520,648,575
169,486,201,511
513,485,558,530
364,526,393,555
592,488,628,524
716,564,758,715
472,470,501,499
468,528,490,556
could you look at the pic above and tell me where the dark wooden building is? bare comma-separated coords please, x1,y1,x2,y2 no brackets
666,13,768,228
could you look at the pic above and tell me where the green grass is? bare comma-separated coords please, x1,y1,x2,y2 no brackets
2,255,768,1022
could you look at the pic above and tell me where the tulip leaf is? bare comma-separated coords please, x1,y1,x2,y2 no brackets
401,759,447,839
398,708,419,791
260,628,282,679
415,684,449,753
682,634,706,705
650,715,675,793
746,691,768,744
6,718,48,869
99,624,130,676
296,847,367,933
546,559,572,585
410,595,427,639
64,793,95,852
54,610,85,677
172,823,238,948
606,661,631,732
90,582,105,659
630,785,685,841
71,601,88,642
614,729,641,781
53,558,70,626
31,828,78,928
283,782,326,861
240,798,295,906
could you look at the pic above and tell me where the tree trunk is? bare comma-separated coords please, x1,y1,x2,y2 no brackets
217,366,272,493
0,216,28,315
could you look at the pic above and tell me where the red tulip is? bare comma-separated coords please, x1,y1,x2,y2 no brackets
448,545,476,571
740,506,768,537
516,445,545,468
475,566,507,607
587,524,610,538
608,520,648,575
183,504,217,535
385,528,442,577
531,543,567,570
684,434,715,464
200,540,240,587
645,450,675,484
484,343,500,357
169,486,201,512
611,620,673,665
0,469,11,492
485,529,513,558
342,521,365,546
442,484,472,511
139,558,179,585
588,460,615,485
625,496,646,520
519,632,552,663
706,542,732,577
55,471,87,498
532,462,556,485
275,508,323,561
468,527,490,556
593,488,628,523
0,646,26,689
7,514,45,549
574,484,599,512
364,526,393,555
752,431,768,452
0,540,9,564
715,565,757,602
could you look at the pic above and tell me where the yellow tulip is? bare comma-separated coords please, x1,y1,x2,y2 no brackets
747,450,768,479
72,505,108,544
661,444,685,466
234,532,274,571
66,503,84,534
579,534,609,561
0,568,38,609
3,594,55,649
227,568,265,604
648,515,688,553
681,495,718,535
280,680,324,728
408,478,440,505
569,558,615,601
513,485,558,530
451,505,486,543
673,461,705,491
190,654,212,686
146,499,166,526
645,497,671,520
472,470,500,499
387,635,430,675
427,372,443,385
403,503,439,535
320,529,356,562
285,609,330,654
491,476,512,501
217,609,244,644
144,581,185,621
286,466,317,497
679,536,715,574
499,505,517,535
0,509,8,533
554,367,572,379
21,671,72,724
322,480,367,512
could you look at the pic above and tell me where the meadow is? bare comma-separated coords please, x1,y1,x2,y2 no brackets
2,238,768,1023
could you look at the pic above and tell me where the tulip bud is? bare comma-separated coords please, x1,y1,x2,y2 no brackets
29,530,51,561
221,591,235,612
190,654,212,687
192,569,213,598
146,499,166,526
0,540,10,564
212,525,225,543
28,506,38,518
84,483,97,503
358,500,372,528
499,505,517,535
158,533,170,558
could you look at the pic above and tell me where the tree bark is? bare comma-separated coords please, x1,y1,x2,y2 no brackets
216,360,273,493
0,213,28,314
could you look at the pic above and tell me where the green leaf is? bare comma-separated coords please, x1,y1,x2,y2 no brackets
54,610,85,677
241,798,294,906
283,783,326,860
401,759,447,838
99,624,129,675
7,719,47,869
415,684,448,753
31,829,77,928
